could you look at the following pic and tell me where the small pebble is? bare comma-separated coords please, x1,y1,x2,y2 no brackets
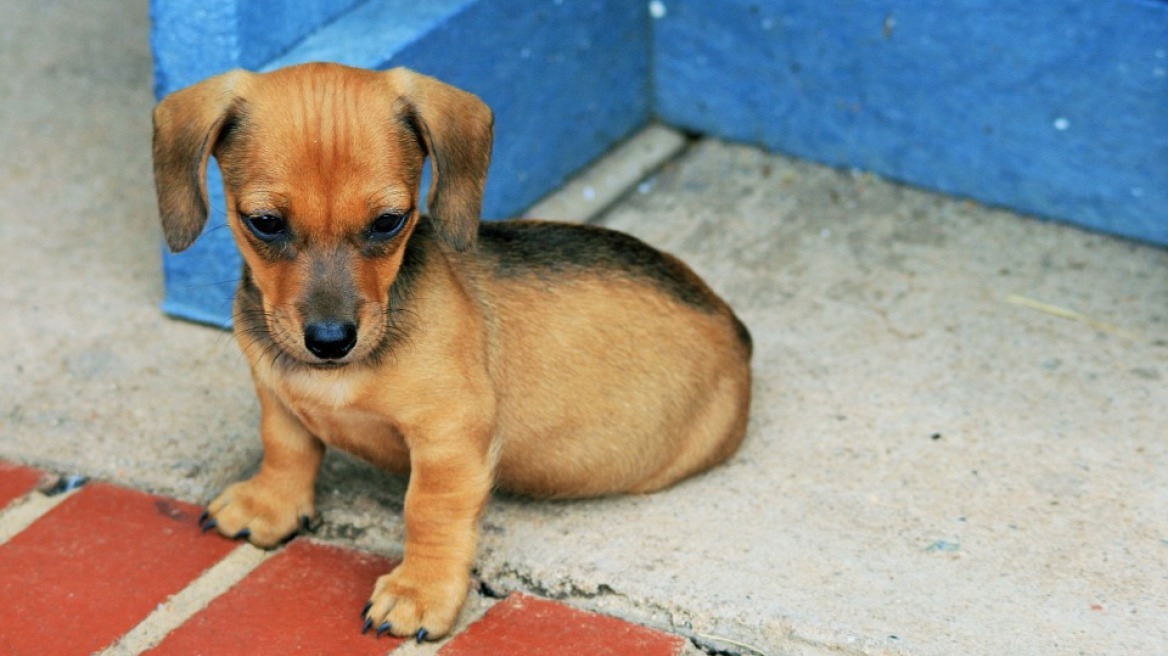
926,540,960,553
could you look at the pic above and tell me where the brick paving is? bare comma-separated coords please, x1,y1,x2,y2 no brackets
0,462,41,509
440,593,687,656
146,541,403,655
0,463,690,656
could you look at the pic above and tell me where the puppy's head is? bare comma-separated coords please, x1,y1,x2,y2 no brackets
152,63,493,367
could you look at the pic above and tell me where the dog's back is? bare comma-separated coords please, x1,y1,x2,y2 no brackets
465,219,752,497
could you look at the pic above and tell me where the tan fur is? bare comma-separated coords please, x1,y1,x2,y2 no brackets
152,62,751,641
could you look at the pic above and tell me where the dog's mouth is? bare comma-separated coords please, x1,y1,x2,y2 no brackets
236,286,394,371
279,338,364,370
306,360,349,369
243,313,367,370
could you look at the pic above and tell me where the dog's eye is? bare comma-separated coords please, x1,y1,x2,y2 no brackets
367,212,408,241
244,214,287,241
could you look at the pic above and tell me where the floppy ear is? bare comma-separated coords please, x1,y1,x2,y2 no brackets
151,69,250,252
388,68,494,251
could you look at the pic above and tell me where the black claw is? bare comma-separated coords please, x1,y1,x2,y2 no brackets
233,528,250,540
198,509,209,524
361,617,373,635
361,600,372,618
416,628,429,643
376,622,391,638
300,515,313,532
201,518,218,533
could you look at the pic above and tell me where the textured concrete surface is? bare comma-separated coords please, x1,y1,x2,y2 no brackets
0,0,263,497
2,2,1166,655
524,123,688,223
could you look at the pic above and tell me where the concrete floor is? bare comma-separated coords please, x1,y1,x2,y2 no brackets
2,1,1166,654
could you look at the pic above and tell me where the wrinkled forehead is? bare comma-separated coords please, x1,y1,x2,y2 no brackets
217,68,425,193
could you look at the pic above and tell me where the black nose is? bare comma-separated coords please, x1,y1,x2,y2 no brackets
303,321,357,360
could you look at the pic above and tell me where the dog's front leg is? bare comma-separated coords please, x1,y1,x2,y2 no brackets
363,418,493,641
203,385,324,546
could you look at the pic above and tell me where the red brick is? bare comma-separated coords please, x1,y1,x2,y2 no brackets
0,482,237,656
439,593,687,656
147,539,401,655
0,461,43,509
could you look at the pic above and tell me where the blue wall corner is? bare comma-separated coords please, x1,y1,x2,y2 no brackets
654,0,1168,245
151,0,363,96
236,0,365,69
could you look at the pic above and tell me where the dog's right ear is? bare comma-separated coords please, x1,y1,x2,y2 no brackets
152,70,251,252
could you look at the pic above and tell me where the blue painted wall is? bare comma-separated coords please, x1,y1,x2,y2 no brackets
152,0,362,96
655,0,1168,245
153,0,1167,325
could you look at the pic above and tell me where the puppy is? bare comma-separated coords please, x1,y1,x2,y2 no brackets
152,62,752,641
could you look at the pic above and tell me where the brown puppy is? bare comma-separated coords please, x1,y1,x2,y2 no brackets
152,62,752,641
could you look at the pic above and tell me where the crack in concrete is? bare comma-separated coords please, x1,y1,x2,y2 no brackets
481,561,899,656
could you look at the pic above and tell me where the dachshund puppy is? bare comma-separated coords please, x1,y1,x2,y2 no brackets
152,62,751,642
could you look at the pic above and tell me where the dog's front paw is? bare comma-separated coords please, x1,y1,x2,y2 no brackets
201,476,315,547
361,565,469,642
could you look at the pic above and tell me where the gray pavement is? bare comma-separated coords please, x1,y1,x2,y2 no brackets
2,1,1166,654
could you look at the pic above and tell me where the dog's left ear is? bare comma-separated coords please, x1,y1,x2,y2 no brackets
152,70,252,252
388,68,494,252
